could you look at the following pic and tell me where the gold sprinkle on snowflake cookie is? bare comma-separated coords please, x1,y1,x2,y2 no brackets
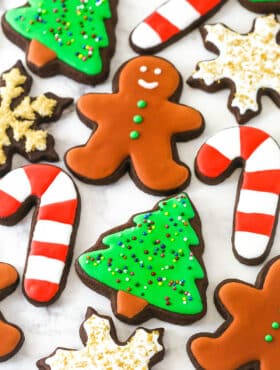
188,15,280,124
36,308,165,370
0,61,72,176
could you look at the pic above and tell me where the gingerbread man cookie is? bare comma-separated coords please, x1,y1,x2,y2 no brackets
188,256,280,370
0,262,24,362
65,56,204,195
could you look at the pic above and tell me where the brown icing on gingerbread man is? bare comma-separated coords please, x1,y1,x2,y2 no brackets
0,262,24,362
65,56,204,195
188,257,280,370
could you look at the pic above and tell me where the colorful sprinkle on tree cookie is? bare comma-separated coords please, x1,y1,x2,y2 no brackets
130,0,228,54
37,307,164,370
3,0,118,85
65,56,204,195
76,193,207,325
0,61,72,176
188,15,280,124
239,0,280,13
188,256,280,370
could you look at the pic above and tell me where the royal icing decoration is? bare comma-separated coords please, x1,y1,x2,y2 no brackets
189,257,280,370
0,263,23,362
0,164,80,305
195,126,280,264
37,308,164,370
0,262,19,298
0,61,71,176
77,194,207,325
130,0,227,53
189,15,280,123
4,0,118,83
239,0,280,13
0,313,23,362
65,56,204,195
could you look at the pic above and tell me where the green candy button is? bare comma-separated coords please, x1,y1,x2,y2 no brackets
133,115,143,124
137,100,147,109
265,334,273,343
272,322,280,329
130,130,140,140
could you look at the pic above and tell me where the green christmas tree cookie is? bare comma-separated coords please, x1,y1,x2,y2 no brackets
2,0,118,84
76,193,208,325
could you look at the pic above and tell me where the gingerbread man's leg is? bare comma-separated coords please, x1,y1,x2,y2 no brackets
190,329,252,370
130,141,189,192
65,130,127,181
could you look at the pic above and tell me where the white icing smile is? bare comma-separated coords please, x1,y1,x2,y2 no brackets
138,79,159,89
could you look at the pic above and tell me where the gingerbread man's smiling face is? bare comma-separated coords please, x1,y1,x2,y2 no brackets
118,56,181,99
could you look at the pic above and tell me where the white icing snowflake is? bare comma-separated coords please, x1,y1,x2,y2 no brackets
190,15,280,123
43,310,163,370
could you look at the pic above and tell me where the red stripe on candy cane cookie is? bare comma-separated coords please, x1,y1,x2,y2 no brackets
195,126,280,265
130,0,226,52
0,164,80,306
188,0,222,15
145,12,180,43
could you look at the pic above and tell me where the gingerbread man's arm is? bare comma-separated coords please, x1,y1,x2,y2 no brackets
77,93,116,127
262,258,280,296
167,103,204,135
217,281,259,314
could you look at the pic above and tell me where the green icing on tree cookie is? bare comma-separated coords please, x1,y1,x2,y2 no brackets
78,193,206,316
5,0,113,75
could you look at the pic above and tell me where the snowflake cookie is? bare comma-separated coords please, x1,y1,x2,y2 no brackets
37,308,165,370
188,256,280,370
188,15,280,124
0,61,72,176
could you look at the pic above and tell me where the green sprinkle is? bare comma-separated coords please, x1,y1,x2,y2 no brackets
133,115,143,124
137,100,147,109
272,322,280,329
130,131,140,140
265,334,273,343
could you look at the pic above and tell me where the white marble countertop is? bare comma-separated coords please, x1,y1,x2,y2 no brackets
0,0,280,369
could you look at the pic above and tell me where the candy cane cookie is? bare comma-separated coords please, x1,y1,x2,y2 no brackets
130,0,228,54
195,126,280,265
0,164,80,306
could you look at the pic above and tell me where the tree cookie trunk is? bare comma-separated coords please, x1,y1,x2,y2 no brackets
27,40,57,67
116,290,148,319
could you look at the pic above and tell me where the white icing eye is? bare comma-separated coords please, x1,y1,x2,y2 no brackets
140,65,148,72
154,68,162,75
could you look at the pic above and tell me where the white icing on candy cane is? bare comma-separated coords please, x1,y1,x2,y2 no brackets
130,0,224,52
196,126,280,263
0,164,79,305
